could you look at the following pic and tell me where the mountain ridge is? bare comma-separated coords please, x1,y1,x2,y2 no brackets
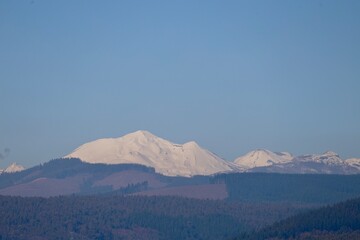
65,130,238,177
64,130,360,176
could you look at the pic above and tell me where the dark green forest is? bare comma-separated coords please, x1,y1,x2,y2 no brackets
237,197,360,240
2,160,360,239
214,173,360,204
0,195,306,240
3,194,360,240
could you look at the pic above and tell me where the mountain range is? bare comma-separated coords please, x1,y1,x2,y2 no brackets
64,130,360,176
1,130,360,199
249,150,360,174
1,131,359,239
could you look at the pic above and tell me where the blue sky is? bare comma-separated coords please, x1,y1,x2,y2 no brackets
1,0,359,167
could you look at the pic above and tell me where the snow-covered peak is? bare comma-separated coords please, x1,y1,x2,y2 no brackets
346,158,360,170
3,163,25,173
233,149,360,174
234,149,293,169
183,141,200,149
323,151,340,157
296,151,343,165
124,130,157,140
64,130,236,177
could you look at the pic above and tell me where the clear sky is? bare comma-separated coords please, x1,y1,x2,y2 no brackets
1,0,359,168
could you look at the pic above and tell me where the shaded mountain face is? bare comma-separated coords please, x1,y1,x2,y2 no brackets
64,130,237,177
0,158,170,197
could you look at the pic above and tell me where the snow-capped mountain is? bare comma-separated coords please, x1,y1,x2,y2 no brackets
345,158,360,170
1,163,25,173
64,130,359,176
234,149,293,169
245,151,360,174
295,151,344,165
64,130,237,177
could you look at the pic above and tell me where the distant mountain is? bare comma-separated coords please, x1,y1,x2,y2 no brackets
64,130,238,177
0,163,25,174
234,149,293,169
246,151,360,174
346,158,360,170
63,130,359,175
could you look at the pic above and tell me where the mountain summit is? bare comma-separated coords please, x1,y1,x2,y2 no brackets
64,130,236,176
0,163,25,174
234,149,293,169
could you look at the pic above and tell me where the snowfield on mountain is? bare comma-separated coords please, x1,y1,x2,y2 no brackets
65,130,238,176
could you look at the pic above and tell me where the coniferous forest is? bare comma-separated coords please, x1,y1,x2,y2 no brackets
238,197,360,240
2,159,360,239
0,195,306,240
1,194,360,239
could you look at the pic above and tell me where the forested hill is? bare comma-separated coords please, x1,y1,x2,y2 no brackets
214,173,360,204
239,197,360,240
0,195,307,240
3,158,360,204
